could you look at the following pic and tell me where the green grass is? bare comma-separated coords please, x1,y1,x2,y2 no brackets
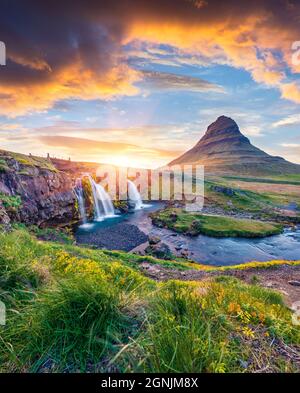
0,150,57,172
125,277,298,372
222,175,300,186
204,180,300,218
0,229,299,372
27,225,75,245
0,193,22,213
151,208,283,238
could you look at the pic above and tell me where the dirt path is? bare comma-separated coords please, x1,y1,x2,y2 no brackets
140,263,300,306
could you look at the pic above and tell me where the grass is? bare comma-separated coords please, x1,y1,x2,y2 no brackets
27,225,75,245
0,150,57,172
222,175,300,186
0,228,299,372
0,193,22,213
151,208,283,238
204,180,300,221
125,278,298,373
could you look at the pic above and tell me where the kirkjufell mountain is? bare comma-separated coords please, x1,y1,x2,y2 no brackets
168,116,300,175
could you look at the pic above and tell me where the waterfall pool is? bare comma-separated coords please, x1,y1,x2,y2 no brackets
75,202,300,266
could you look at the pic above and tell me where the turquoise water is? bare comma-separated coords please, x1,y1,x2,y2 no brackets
76,203,300,266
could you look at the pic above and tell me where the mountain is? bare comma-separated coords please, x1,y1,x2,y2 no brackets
168,116,300,175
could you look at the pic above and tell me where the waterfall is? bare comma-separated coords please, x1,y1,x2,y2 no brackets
127,180,143,210
88,175,115,220
74,179,87,224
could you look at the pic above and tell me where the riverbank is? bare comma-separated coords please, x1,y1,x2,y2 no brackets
150,208,283,238
73,202,300,266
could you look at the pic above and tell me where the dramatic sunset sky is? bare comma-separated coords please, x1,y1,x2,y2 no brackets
0,0,300,168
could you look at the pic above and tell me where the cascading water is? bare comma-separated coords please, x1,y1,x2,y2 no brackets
74,179,87,224
127,179,143,210
88,175,115,220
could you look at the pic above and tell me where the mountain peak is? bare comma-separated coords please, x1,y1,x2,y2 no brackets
168,116,300,175
202,115,240,140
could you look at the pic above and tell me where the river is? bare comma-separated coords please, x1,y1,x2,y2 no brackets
75,203,300,266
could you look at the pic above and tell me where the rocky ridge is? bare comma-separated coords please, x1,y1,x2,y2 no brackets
0,151,76,227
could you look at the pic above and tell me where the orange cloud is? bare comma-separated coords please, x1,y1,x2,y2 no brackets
280,82,300,104
38,135,182,168
1,0,300,116
0,62,140,117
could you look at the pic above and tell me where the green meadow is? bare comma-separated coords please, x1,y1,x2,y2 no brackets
0,228,299,373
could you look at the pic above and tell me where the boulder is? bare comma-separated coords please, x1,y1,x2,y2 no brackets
145,242,173,260
211,185,236,196
149,235,161,245
288,280,300,287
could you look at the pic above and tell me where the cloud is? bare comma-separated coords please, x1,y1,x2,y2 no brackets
272,114,300,128
127,45,210,68
272,143,300,164
1,0,300,116
280,83,300,104
31,120,197,152
140,70,223,92
0,123,25,131
280,143,300,147
39,135,138,153
38,135,182,167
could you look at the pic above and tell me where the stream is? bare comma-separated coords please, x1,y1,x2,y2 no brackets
75,202,300,266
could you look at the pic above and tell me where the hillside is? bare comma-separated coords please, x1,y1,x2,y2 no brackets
0,228,299,372
169,116,300,175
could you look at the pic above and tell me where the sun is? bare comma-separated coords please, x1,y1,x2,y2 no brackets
101,155,148,169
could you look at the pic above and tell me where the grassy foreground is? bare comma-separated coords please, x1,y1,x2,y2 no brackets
0,228,299,373
151,208,283,238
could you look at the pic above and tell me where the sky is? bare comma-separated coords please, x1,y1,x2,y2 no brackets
0,0,300,169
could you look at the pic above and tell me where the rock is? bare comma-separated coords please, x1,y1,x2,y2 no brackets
170,212,178,222
76,222,148,251
175,245,184,251
211,185,236,196
279,290,289,296
0,201,11,232
148,235,161,245
180,250,189,258
265,281,275,288
113,200,129,214
145,242,173,260
0,201,10,226
0,157,77,226
288,280,300,287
